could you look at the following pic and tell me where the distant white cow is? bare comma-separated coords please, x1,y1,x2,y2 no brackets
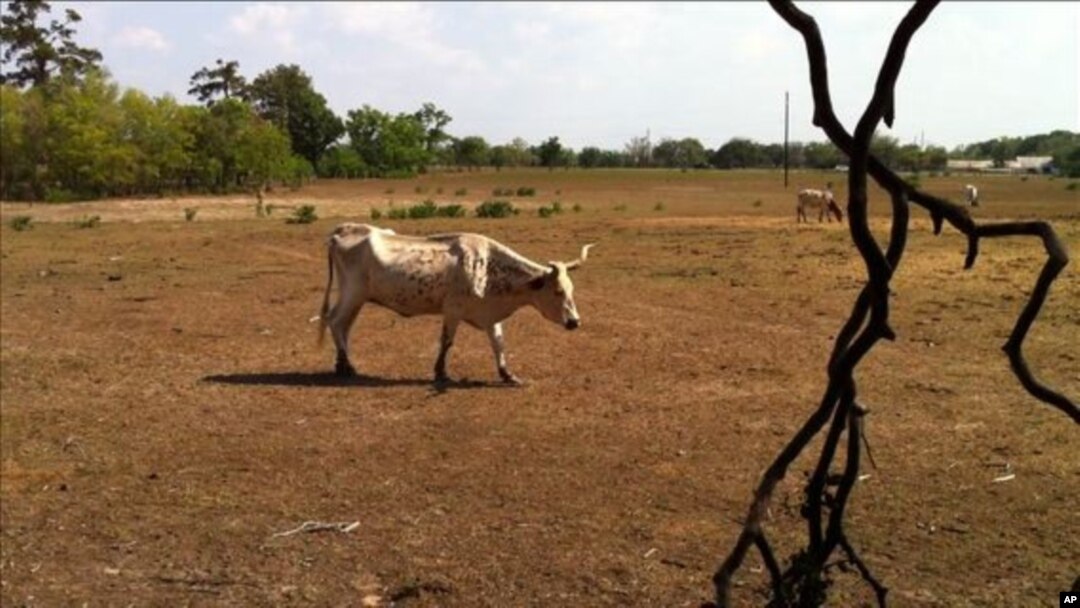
964,184,979,207
316,223,594,385
797,187,844,223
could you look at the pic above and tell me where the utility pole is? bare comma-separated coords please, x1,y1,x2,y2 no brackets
784,91,790,188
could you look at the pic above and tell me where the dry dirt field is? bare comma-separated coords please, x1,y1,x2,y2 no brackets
2,169,1078,607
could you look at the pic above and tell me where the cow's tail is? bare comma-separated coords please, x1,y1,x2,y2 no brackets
316,238,336,347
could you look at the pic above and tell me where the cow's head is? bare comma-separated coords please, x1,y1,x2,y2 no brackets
529,244,594,331
826,199,844,222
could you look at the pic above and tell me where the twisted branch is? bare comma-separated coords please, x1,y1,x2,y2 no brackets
711,1,1076,605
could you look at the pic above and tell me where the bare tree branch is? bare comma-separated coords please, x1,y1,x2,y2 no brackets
712,0,1075,605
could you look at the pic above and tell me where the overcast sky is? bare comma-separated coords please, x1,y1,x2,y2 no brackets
47,1,1080,151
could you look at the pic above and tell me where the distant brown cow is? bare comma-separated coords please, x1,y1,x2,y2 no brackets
797,187,843,223
964,183,979,207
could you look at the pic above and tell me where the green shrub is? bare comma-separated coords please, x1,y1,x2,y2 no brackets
654,201,665,212
572,203,583,213
454,187,467,196
286,205,318,224
415,186,426,194
537,201,564,218
387,207,408,220
408,199,438,219
9,215,33,231
475,200,518,218
265,204,275,217
753,199,763,208
384,187,395,194
613,203,627,212
74,215,101,229
516,186,536,197
184,207,198,222
45,188,78,203
436,204,466,218
370,207,383,220
1065,182,1078,191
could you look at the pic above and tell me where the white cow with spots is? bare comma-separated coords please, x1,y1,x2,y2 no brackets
317,223,594,385
964,184,979,207
797,186,844,223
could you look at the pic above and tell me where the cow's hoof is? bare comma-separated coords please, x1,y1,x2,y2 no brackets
500,372,523,386
335,362,357,377
434,374,451,387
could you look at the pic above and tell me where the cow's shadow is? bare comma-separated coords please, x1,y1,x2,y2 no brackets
201,371,515,392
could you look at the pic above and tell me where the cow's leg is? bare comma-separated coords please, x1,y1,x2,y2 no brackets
433,318,459,384
329,284,365,377
486,322,521,385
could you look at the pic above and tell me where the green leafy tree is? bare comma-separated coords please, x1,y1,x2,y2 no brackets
802,140,843,169
711,137,766,169
869,132,900,169
413,101,451,153
0,0,101,88
118,90,193,193
895,143,923,172
187,58,247,107
654,137,707,168
761,143,785,168
381,113,428,174
44,71,137,198
345,105,428,176
345,104,388,169
247,64,343,165
1057,145,1080,178
186,97,290,191
922,145,948,171
558,147,577,169
490,137,534,170
453,135,489,169
0,84,35,197
537,136,563,169
317,145,366,178
578,146,602,168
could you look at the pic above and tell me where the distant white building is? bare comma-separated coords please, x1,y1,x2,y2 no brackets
1005,156,1054,173
947,156,1055,174
947,159,995,171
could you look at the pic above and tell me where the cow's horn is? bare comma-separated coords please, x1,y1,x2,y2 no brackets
565,243,595,271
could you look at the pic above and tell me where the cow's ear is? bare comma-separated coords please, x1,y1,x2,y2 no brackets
529,275,546,290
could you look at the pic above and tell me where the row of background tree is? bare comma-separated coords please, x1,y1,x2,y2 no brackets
2,1,1078,201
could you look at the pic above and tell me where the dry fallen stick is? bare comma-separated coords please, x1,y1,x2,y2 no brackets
271,520,360,538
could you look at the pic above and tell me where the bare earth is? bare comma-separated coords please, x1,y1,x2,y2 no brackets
2,169,1078,606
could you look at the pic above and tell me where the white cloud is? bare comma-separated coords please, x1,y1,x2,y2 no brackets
537,2,659,51
322,3,484,73
325,2,434,36
113,26,168,51
229,3,308,52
